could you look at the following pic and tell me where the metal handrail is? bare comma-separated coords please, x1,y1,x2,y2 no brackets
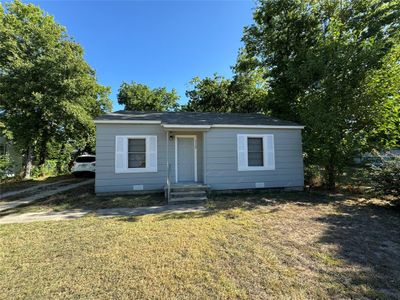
166,163,171,201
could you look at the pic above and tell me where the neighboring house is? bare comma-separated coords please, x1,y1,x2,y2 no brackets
354,148,400,165
94,111,304,202
0,135,22,177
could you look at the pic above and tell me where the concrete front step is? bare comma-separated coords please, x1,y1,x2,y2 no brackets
169,196,208,204
167,183,209,203
171,191,207,198
171,187,209,192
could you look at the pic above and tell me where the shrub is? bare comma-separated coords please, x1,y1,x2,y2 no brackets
31,160,59,178
369,154,400,199
304,165,323,188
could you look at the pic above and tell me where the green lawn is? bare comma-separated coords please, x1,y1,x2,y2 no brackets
0,191,399,299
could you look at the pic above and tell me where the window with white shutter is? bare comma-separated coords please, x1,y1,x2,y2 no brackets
237,134,275,171
115,135,157,173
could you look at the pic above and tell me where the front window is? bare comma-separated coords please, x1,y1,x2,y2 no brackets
128,138,146,168
247,137,264,166
237,134,275,171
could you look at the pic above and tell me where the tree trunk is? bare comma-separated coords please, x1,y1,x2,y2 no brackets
56,143,65,174
23,146,33,179
38,134,48,166
326,162,336,191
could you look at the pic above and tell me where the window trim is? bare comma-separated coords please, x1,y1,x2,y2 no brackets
237,134,275,171
115,135,157,173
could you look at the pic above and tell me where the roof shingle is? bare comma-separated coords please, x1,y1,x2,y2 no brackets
96,111,301,126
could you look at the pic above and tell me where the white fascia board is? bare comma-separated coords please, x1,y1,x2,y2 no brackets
162,124,211,129
94,120,161,124
162,124,303,129
211,124,304,129
95,120,304,129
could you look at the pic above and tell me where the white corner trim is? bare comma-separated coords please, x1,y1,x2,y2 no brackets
95,120,161,124
174,136,178,183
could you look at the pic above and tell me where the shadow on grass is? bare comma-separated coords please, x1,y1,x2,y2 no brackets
0,184,166,217
1,174,76,194
116,210,213,223
143,189,400,298
143,190,347,222
314,199,400,298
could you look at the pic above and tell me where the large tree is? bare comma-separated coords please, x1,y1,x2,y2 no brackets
184,72,268,113
238,0,400,189
0,0,111,178
117,82,179,111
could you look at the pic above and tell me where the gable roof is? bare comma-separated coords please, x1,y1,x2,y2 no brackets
95,111,303,128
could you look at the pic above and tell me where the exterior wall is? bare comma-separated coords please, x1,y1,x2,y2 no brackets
204,128,304,190
95,125,204,193
95,124,303,193
95,124,168,193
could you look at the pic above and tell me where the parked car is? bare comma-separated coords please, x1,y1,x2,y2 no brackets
71,155,96,177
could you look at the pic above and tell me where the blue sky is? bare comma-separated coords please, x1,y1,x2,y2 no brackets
26,0,256,111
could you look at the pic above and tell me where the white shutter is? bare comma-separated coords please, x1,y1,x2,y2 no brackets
264,134,275,170
237,134,248,171
115,136,127,173
146,136,157,172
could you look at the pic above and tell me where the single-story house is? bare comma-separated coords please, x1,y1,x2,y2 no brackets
94,111,304,202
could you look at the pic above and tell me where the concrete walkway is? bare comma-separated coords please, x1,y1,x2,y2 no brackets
0,204,207,224
95,204,207,218
0,179,94,212
0,209,90,224
1,178,77,199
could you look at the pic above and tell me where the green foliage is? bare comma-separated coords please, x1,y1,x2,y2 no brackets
237,0,322,121
369,155,400,198
184,72,268,113
304,165,323,187
362,44,400,149
0,0,111,177
117,81,179,111
31,159,58,178
239,0,400,188
184,75,230,112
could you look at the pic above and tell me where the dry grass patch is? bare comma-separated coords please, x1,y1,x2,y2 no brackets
0,191,399,299
0,184,165,216
1,174,76,193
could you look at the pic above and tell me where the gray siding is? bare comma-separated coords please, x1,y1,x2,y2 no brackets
95,125,204,193
95,124,167,193
204,128,304,190
95,124,303,193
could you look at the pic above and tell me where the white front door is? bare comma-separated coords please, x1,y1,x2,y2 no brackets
176,136,197,182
